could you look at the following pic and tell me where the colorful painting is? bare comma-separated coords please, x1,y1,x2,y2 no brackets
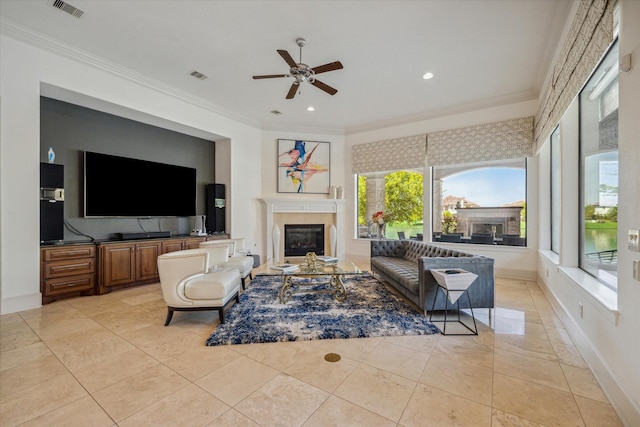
277,139,330,193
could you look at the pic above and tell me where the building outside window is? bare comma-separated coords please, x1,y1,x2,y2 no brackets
579,41,619,290
432,159,527,246
550,126,561,254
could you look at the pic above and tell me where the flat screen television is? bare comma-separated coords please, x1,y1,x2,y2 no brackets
84,151,197,217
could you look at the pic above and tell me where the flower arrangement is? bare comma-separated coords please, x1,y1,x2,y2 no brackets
372,211,388,225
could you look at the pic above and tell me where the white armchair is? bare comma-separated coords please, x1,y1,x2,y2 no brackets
157,247,241,326
199,239,253,288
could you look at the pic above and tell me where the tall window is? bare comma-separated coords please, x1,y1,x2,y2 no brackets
357,170,423,239
579,41,619,290
550,126,561,253
432,159,527,246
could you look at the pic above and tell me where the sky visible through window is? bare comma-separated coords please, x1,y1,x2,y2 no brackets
442,167,525,207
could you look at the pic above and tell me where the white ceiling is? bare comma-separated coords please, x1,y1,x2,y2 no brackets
0,0,572,134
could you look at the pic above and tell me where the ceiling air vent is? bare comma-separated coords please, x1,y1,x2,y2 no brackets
51,0,84,18
270,110,282,115
189,70,208,80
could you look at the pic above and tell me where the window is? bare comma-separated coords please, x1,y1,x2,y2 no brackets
357,170,423,239
579,41,618,290
432,159,527,246
550,126,561,253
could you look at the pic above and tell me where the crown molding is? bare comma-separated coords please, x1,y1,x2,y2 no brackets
0,18,262,130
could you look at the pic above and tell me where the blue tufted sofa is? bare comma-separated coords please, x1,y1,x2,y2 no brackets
370,240,495,314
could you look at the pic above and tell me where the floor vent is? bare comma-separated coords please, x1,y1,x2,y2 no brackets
51,0,84,18
189,70,208,80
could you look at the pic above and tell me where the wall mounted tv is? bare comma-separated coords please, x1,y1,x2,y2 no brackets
84,151,197,217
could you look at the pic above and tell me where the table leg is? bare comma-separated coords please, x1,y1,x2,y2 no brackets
279,275,293,303
330,274,347,302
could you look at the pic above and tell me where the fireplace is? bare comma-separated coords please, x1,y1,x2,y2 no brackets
284,224,325,257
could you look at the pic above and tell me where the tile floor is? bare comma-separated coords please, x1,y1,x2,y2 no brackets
0,267,624,426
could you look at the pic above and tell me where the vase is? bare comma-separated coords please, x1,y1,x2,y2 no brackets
329,224,337,256
272,224,281,262
378,222,385,239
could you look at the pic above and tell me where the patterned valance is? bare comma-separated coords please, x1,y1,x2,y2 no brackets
535,0,615,147
351,134,426,174
426,116,534,167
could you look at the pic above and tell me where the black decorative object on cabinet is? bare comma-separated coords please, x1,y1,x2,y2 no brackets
206,184,225,234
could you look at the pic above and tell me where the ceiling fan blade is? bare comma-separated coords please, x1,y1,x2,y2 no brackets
312,61,343,74
277,49,298,68
286,82,299,99
253,74,289,79
311,79,338,96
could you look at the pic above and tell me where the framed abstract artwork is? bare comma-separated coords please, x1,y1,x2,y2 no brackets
277,139,330,193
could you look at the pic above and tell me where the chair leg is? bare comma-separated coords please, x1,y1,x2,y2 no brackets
164,307,174,326
240,277,246,290
218,308,225,324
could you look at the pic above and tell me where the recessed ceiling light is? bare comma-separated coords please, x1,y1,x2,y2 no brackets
307,106,315,112
422,72,434,80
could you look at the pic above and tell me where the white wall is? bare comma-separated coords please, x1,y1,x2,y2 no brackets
535,1,640,424
344,99,540,279
259,130,346,259
0,34,262,314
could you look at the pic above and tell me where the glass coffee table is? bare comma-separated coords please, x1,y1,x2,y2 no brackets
255,259,362,303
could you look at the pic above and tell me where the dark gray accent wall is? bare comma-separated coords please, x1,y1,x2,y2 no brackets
40,97,215,242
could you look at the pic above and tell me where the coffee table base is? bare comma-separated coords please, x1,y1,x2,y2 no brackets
279,274,347,304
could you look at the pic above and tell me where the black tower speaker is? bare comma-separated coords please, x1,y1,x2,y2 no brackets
40,163,65,242
206,184,225,234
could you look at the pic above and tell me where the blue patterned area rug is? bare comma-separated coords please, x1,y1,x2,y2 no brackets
205,273,440,346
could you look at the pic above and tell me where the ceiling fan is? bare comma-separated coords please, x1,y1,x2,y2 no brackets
253,38,343,99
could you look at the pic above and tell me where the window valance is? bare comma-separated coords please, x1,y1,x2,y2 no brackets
351,134,426,174
426,116,534,167
535,0,614,147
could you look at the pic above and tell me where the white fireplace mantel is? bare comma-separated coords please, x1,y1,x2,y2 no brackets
262,198,345,261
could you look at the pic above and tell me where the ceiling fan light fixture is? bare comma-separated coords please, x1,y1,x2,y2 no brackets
423,72,434,80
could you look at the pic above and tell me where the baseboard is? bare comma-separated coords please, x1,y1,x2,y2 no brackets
1,292,42,315
495,267,536,281
537,274,640,427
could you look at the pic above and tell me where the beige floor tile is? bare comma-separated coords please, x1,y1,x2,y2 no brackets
235,374,329,426
545,325,574,344
92,309,160,334
73,348,160,392
334,363,416,422
118,383,230,427
0,372,89,426
310,336,381,361
33,317,104,341
380,332,440,353
46,329,135,371
20,395,114,427
494,348,570,391
119,291,165,306
0,342,53,372
419,353,493,406
207,408,260,426
244,340,315,371
163,345,238,381
551,341,588,368
494,306,543,325
92,364,191,422
495,334,557,361
574,395,623,427
284,345,359,393
495,319,548,340
364,340,430,381
493,373,584,427
196,355,279,406
0,354,68,398
0,327,41,352
304,395,396,426
434,335,494,370
491,409,546,426
400,383,492,427
119,323,203,361
561,363,609,402
0,315,33,337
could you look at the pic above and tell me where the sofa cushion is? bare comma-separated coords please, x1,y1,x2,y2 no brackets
370,256,419,295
